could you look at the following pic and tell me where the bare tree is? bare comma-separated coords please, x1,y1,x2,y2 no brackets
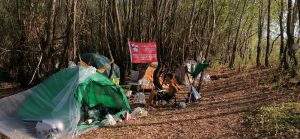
257,0,264,67
229,0,247,68
42,0,57,73
287,0,298,76
279,0,289,69
265,0,271,67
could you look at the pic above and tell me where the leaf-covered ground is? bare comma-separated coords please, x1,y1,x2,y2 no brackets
0,67,299,139
79,67,299,139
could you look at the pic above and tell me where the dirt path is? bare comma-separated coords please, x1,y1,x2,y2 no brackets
79,68,299,139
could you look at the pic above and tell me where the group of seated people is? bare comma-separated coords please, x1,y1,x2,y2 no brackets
131,62,206,107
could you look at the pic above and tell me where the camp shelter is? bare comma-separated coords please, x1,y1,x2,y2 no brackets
80,53,120,79
0,66,130,138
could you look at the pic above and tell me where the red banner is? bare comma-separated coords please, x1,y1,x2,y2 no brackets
129,42,158,63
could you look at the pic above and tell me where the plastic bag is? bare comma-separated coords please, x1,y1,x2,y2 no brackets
88,109,100,120
133,93,146,104
125,90,132,97
191,86,201,100
79,66,96,83
68,61,77,68
178,102,186,109
131,107,148,119
35,120,64,139
138,78,150,85
203,74,211,83
104,114,116,126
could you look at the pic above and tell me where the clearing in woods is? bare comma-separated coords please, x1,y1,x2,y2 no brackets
79,67,299,139
0,68,298,139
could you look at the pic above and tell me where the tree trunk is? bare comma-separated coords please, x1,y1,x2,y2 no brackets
71,0,77,61
102,0,115,79
298,0,300,43
279,0,289,69
265,0,271,67
43,0,57,72
204,0,215,60
153,1,168,90
198,0,215,90
229,0,247,68
182,0,197,62
112,0,127,83
58,0,73,69
287,0,297,76
256,1,264,67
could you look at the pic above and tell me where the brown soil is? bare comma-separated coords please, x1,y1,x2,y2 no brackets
79,67,299,139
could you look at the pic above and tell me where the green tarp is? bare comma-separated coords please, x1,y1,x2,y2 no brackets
192,62,209,78
0,66,130,138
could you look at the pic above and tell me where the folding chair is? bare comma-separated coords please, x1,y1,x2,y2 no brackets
186,62,209,103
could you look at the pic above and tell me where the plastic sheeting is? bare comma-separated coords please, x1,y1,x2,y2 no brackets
81,53,120,78
0,67,81,138
0,66,130,138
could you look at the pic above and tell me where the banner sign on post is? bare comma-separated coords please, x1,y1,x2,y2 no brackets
129,42,158,63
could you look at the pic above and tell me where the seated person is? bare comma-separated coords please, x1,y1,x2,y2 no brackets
147,73,178,105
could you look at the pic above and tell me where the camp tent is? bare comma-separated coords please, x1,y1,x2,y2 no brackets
0,66,130,138
80,53,120,79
